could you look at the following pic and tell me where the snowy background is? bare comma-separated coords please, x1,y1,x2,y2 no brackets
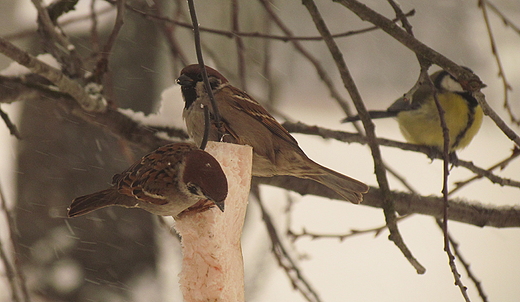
0,0,519,301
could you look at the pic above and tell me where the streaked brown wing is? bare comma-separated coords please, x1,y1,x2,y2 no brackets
114,143,198,205
225,86,299,147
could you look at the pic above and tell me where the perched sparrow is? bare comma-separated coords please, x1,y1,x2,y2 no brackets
68,143,227,218
343,68,483,152
177,64,368,204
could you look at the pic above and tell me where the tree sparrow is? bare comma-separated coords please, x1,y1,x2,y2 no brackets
68,143,227,218
177,64,368,203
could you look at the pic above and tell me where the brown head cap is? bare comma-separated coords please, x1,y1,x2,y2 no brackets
182,149,228,210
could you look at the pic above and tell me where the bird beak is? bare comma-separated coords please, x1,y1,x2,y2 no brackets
212,199,225,212
177,74,193,86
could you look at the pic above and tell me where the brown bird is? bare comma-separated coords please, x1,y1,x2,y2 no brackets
68,143,228,218
177,64,368,203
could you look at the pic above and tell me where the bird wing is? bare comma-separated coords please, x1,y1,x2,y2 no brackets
113,143,198,205
387,80,434,113
224,86,299,147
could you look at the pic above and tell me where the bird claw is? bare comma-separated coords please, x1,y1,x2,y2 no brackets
177,199,218,218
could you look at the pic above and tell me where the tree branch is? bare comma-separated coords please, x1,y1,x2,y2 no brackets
255,176,520,228
302,0,425,274
0,75,174,149
252,185,322,302
333,0,484,89
283,121,520,189
92,0,126,83
334,0,520,150
0,37,106,112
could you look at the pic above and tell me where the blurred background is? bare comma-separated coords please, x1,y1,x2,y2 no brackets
0,0,519,301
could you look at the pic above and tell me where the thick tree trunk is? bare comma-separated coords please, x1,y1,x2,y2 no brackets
14,8,165,301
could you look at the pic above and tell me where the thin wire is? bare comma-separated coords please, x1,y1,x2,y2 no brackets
200,105,210,150
186,0,222,141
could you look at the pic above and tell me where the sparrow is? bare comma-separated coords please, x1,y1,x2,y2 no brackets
68,142,228,218
177,64,369,204
343,68,484,153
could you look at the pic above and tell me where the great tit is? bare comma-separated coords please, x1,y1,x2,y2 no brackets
342,69,484,153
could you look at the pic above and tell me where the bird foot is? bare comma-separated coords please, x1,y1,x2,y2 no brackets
177,199,217,218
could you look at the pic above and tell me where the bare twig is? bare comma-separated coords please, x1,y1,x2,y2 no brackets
92,0,126,83
105,1,414,43
255,176,520,228
3,5,114,41
231,0,247,90
282,121,520,189
31,0,84,77
454,156,520,187
0,76,173,150
261,7,275,107
252,185,322,302
2,73,518,229
384,0,515,291
186,0,222,139
200,105,210,150
258,0,358,123
288,215,410,242
0,107,21,139
335,0,520,149
475,91,520,147
302,0,425,274
387,0,414,34
0,186,22,302
389,0,473,286
55,95,173,150
0,184,30,302
0,242,20,302
334,0,484,91
89,0,101,53
483,0,520,35
386,164,417,192
154,0,189,70
479,0,517,126
0,37,106,112
451,147,520,194
435,219,489,302
428,66,472,302
383,0,421,202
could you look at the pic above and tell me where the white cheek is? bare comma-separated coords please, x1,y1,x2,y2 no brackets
441,76,464,92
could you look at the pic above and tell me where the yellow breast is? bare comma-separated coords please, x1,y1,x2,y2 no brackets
396,92,483,152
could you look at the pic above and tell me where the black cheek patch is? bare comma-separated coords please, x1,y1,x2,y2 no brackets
182,86,198,109
187,184,199,195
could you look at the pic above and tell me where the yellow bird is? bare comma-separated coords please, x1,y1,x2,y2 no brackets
343,69,484,153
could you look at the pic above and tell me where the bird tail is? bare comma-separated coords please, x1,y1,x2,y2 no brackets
308,164,369,204
68,188,137,218
342,110,397,123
